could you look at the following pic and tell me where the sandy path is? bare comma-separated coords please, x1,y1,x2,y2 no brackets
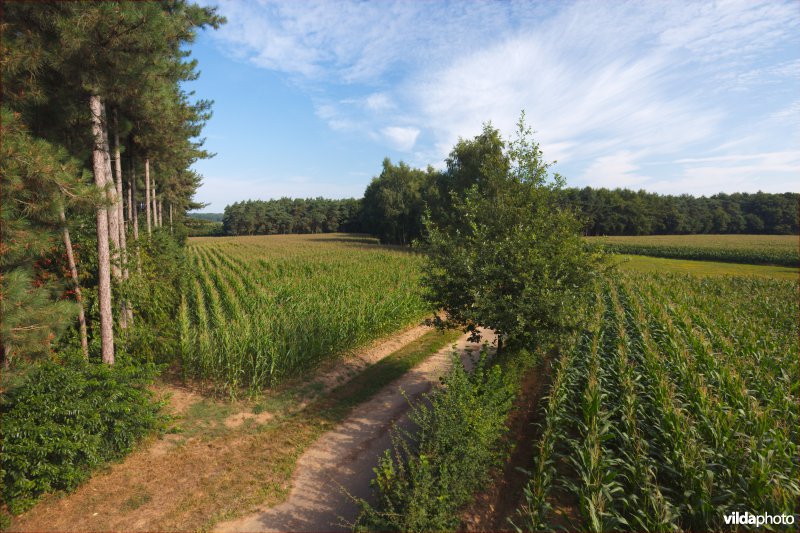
216,333,492,533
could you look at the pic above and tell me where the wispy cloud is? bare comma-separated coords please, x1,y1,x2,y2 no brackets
210,0,800,193
381,126,420,151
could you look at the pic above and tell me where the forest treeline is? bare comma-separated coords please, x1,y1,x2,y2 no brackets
1,2,223,513
220,160,799,241
222,198,362,236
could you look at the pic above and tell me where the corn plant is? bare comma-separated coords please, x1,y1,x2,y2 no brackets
180,234,429,392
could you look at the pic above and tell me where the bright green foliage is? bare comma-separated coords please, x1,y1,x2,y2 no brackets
420,117,605,350
180,234,428,392
0,357,163,514
589,234,798,267
355,351,521,532
517,272,799,531
362,159,438,245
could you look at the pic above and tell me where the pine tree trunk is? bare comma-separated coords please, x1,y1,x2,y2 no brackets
169,203,173,234
125,165,135,326
145,158,152,235
132,160,141,275
152,184,159,228
158,198,163,227
60,205,89,358
111,114,129,330
90,94,115,365
127,167,133,227
113,111,128,280
132,160,139,242
102,104,122,281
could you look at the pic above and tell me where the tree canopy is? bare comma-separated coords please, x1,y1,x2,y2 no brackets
419,118,605,351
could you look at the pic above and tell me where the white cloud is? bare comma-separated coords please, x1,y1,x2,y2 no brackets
195,176,363,208
579,151,652,189
651,150,800,195
209,0,800,194
381,126,420,151
365,93,394,112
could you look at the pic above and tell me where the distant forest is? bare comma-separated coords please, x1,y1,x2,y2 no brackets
218,131,798,241
221,198,363,236
219,185,798,240
189,212,224,222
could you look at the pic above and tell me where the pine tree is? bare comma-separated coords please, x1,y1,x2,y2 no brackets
3,1,223,364
0,108,84,366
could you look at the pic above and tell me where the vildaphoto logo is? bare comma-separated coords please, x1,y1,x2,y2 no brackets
723,511,796,527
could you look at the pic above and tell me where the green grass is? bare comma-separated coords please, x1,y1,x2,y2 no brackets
587,234,798,266
175,400,238,440
588,234,797,250
323,328,463,412
615,254,798,280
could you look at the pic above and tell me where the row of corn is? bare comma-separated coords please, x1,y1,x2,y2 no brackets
179,235,428,392
517,271,798,531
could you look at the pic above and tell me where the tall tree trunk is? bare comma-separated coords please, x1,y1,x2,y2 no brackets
60,205,89,358
145,158,152,235
131,159,139,243
127,165,133,227
158,198,163,227
131,159,141,273
125,170,135,325
152,184,159,228
102,104,122,281
89,94,115,365
113,110,128,280
111,112,128,330
169,203,173,234
2,344,11,371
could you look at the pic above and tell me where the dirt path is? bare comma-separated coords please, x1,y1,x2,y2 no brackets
216,333,493,533
7,323,443,533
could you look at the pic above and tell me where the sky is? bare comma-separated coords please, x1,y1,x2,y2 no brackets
186,0,800,212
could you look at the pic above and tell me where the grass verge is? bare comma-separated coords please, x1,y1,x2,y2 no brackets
615,254,798,280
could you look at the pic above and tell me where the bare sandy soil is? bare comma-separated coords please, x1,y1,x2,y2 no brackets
215,333,493,532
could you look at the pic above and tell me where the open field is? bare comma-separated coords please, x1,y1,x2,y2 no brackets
519,271,799,531
587,234,799,266
182,234,427,391
615,254,799,280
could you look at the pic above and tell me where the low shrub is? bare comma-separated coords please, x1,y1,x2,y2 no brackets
354,350,522,532
1,357,164,514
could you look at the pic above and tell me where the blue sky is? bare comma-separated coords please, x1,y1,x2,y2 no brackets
187,0,800,212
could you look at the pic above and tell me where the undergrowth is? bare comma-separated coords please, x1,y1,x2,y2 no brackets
0,356,165,515
354,348,533,532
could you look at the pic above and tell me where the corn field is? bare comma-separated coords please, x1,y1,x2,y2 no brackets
179,234,427,391
587,234,799,267
518,271,799,531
